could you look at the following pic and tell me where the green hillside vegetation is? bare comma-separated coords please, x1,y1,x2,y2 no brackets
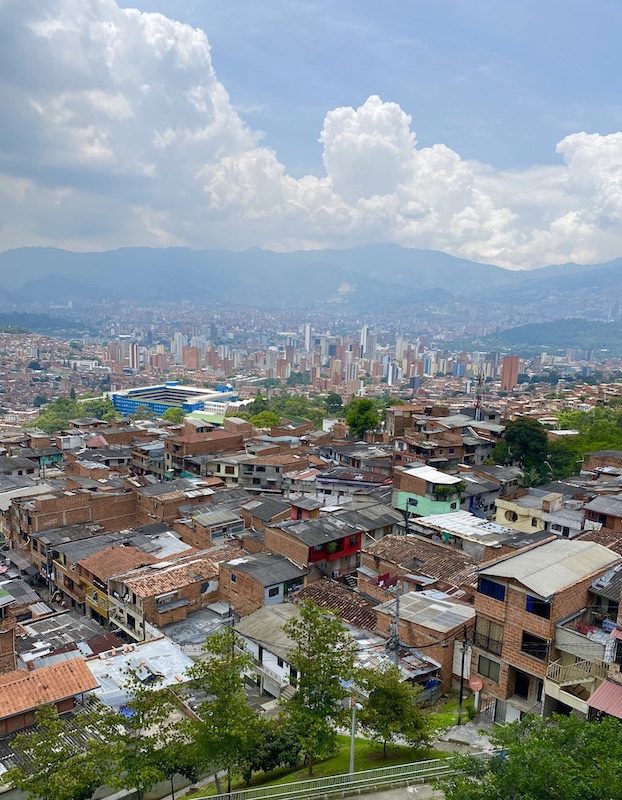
453,318,622,355
493,404,622,483
26,396,119,433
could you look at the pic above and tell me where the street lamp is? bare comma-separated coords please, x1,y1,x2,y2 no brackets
349,698,364,774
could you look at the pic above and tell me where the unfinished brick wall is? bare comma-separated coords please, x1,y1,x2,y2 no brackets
218,564,264,616
264,526,309,567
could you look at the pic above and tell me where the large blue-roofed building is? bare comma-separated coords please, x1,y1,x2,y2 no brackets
111,382,239,417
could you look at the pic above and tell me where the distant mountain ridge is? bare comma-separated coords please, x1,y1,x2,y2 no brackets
0,244,620,312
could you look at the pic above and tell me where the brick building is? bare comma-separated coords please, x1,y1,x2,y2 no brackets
219,552,306,616
375,591,475,691
584,496,622,533
471,539,620,723
358,534,478,603
165,430,243,475
0,658,98,735
108,544,245,640
264,516,362,580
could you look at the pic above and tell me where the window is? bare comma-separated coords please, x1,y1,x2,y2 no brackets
200,581,211,594
225,466,235,475
256,466,266,472
474,617,504,655
267,586,280,598
477,655,500,682
477,577,506,602
525,594,551,619
521,631,548,660
277,657,284,668
451,502,457,510
531,517,538,528
230,573,237,583
505,510,518,522
349,534,358,546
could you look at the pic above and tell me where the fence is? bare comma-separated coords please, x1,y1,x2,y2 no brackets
197,756,464,800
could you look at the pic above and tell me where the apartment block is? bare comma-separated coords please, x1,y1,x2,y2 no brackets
471,539,620,723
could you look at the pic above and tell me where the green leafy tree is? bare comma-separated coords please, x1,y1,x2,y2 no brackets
283,600,357,775
6,703,117,800
27,396,81,433
162,407,186,424
440,714,622,800
250,410,280,428
33,394,47,408
112,675,184,800
358,665,429,757
188,627,257,792
238,718,301,786
286,372,311,386
325,393,343,414
344,398,380,439
80,397,117,420
493,417,548,474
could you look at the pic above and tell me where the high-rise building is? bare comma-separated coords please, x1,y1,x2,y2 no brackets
501,355,520,391
303,323,312,353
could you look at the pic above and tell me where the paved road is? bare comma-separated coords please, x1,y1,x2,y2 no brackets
357,786,443,800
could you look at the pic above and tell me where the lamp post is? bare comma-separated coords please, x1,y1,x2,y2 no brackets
349,697,364,774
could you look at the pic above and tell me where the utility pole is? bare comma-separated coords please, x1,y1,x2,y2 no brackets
457,625,468,725
389,583,402,667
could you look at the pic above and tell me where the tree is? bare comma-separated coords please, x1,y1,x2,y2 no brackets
33,394,47,408
237,718,301,786
250,410,280,428
325,393,343,414
112,675,184,800
440,714,622,800
283,600,357,775
162,407,185,424
344,398,380,440
6,703,117,800
358,666,429,757
80,397,117,420
493,417,548,475
188,627,257,792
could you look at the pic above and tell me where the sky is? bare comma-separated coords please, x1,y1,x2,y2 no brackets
1,0,621,268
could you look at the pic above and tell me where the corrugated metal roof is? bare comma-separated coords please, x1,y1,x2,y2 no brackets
402,465,462,485
587,679,622,719
479,540,620,596
375,590,474,633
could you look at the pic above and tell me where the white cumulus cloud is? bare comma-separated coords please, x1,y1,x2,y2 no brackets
0,0,622,267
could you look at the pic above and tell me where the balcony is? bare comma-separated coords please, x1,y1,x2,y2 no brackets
546,658,609,685
555,610,615,661
544,658,609,716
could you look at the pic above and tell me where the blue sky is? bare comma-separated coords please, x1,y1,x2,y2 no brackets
1,0,621,266
120,0,622,175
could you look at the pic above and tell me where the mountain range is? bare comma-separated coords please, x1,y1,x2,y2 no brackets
0,244,620,317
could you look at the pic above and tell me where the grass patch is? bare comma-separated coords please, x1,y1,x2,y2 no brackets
184,735,448,798
426,696,460,731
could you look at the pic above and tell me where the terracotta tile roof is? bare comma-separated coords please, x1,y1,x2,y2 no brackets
79,545,158,582
122,544,246,598
294,580,376,630
0,658,98,719
363,534,478,589
579,529,622,556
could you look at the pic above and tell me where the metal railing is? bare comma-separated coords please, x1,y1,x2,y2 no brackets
196,757,464,800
